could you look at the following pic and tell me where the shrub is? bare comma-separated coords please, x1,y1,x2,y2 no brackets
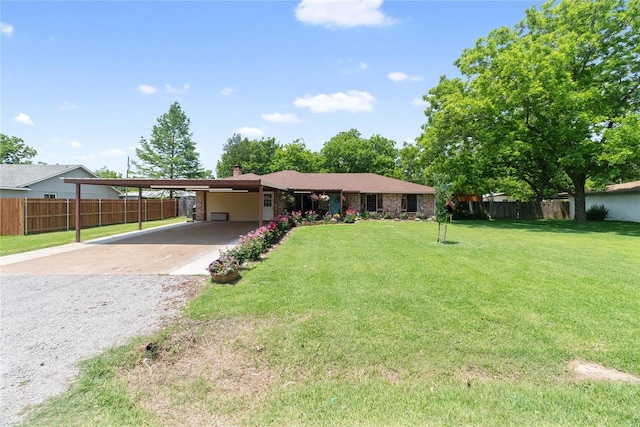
343,208,358,224
399,212,409,220
586,204,609,221
383,211,392,220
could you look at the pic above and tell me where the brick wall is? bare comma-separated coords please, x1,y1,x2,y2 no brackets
195,191,206,221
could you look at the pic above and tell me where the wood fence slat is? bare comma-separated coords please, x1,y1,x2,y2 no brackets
0,198,181,235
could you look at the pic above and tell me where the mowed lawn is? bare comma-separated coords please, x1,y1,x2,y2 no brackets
23,220,640,426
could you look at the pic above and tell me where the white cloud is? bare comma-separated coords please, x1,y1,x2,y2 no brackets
60,102,78,111
360,62,368,70
294,90,376,113
1,22,14,36
70,141,82,148
100,148,125,158
295,0,395,28
237,127,264,137
221,87,236,96
137,84,157,95
13,113,34,125
262,113,301,123
411,97,427,107
166,83,190,94
388,71,423,82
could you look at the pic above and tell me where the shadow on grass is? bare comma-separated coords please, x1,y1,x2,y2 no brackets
438,240,459,245
453,219,640,237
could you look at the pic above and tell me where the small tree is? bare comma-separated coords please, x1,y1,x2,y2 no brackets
1,134,37,164
432,173,453,243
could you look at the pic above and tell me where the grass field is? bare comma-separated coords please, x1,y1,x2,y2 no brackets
21,220,640,426
0,216,188,257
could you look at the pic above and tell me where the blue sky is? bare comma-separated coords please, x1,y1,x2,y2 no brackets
1,0,542,177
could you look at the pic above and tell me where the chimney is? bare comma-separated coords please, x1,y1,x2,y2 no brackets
233,164,243,176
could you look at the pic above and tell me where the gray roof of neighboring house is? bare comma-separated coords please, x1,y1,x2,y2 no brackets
0,164,93,189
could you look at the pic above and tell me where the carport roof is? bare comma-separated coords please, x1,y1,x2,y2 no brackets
62,177,288,191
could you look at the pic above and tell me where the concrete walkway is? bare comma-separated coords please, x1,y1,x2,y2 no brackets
0,221,257,276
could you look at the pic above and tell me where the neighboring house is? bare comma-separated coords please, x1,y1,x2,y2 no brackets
569,180,640,223
0,164,121,199
483,192,510,202
202,167,435,222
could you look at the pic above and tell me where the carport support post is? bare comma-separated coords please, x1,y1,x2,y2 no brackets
75,183,81,242
138,188,143,230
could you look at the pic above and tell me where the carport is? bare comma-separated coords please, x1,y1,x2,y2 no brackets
63,177,285,242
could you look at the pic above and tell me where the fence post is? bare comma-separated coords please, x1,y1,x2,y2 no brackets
99,199,102,227
66,199,70,231
24,198,28,235
124,198,127,224
161,199,164,220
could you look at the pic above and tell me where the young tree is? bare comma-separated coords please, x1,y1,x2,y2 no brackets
1,134,38,164
432,173,453,243
215,134,280,177
134,101,207,179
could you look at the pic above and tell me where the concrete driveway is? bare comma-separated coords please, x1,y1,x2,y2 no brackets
0,221,258,276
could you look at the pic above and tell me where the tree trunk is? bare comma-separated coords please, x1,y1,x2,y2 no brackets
572,175,587,223
437,222,441,242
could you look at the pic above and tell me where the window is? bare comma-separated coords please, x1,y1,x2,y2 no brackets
366,194,377,212
407,194,417,212
263,193,273,207
43,193,57,199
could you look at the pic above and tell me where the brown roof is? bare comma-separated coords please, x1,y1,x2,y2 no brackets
262,170,434,194
63,171,434,194
605,180,640,192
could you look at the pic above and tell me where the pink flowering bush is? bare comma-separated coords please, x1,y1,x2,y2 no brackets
344,208,358,223
224,213,294,264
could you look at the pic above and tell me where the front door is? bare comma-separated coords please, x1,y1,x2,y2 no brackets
329,193,341,214
263,192,274,221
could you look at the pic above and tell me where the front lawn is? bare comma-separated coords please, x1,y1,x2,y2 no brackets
22,220,640,426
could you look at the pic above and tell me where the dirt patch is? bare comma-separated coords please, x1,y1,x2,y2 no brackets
568,360,640,383
122,317,282,427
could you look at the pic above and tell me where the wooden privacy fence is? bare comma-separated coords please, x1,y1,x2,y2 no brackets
0,198,179,235
483,200,570,220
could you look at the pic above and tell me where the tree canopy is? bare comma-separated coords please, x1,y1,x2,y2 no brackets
134,101,209,179
1,134,38,164
215,134,280,178
320,129,400,177
215,129,403,178
269,139,322,173
416,0,640,221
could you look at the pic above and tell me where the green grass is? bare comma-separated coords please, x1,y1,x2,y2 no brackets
0,217,188,256
20,220,640,426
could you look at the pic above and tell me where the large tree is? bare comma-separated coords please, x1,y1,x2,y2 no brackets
134,101,207,179
320,129,400,177
269,139,322,173
419,0,640,221
215,134,280,178
1,134,38,164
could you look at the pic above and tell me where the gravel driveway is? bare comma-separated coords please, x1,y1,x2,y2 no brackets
0,274,203,426
0,222,257,426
